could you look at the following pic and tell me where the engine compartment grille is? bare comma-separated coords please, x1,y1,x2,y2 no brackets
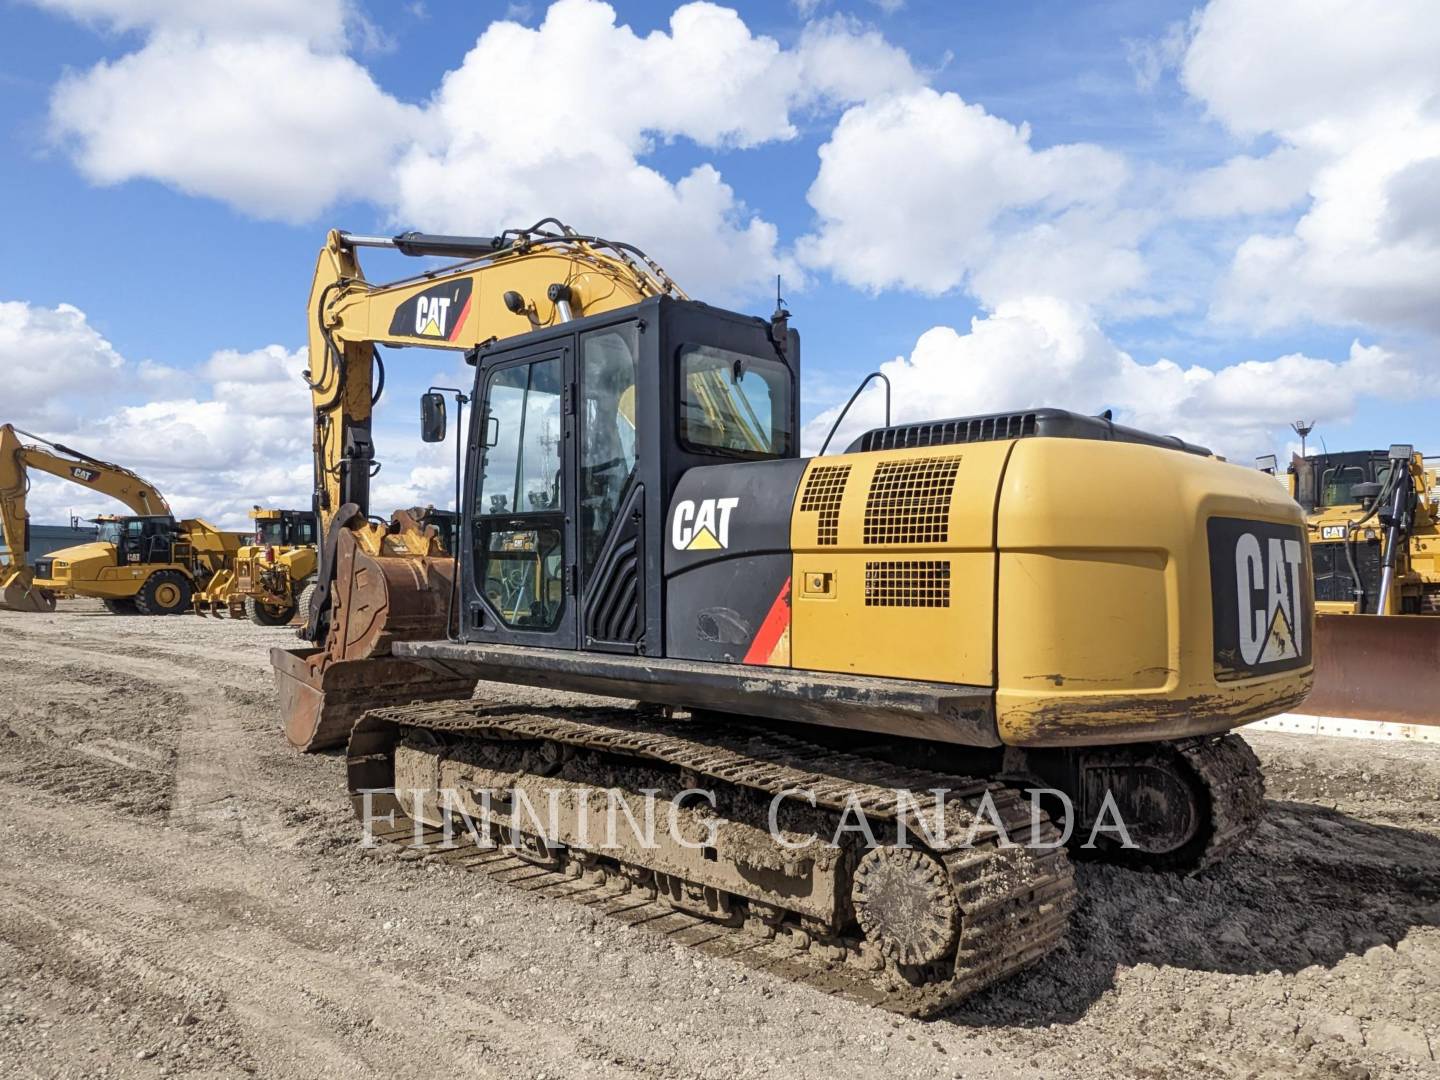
857,413,1036,453
863,457,961,545
864,560,951,607
848,407,1210,457
798,464,851,546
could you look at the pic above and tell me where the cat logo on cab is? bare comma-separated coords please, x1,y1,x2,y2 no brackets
671,498,739,551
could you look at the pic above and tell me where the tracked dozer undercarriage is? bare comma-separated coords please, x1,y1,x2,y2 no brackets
272,223,1309,1014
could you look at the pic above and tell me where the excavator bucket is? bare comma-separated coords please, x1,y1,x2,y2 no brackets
1297,613,1440,726
270,530,475,751
1,570,56,613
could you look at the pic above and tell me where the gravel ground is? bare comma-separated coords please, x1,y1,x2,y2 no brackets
0,599,1437,1079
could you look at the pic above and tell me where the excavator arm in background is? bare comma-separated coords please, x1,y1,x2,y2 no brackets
0,422,171,612
278,222,683,749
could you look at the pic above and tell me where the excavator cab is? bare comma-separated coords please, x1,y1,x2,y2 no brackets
456,296,796,655
273,293,795,751
102,515,182,566
254,509,318,549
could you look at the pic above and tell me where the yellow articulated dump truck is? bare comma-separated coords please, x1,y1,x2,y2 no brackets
262,222,1314,1015
36,514,247,616
1259,444,1440,723
196,508,318,624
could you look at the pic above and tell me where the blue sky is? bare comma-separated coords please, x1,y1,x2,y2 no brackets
4,0,1437,524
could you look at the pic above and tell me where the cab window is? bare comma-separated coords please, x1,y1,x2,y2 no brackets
580,325,638,578
678,344,791,458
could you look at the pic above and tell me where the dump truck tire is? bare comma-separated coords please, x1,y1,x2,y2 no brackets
134,571,192,616
102,598,139,615
245,595,296,626
295,577,318,628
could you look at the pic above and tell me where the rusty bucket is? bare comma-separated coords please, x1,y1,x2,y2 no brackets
270,540,475,752
1,570,56,613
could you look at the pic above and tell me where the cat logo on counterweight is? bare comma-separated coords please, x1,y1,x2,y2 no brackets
1208,517,1312,680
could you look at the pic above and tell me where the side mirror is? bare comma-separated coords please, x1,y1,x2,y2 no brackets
1255,454,1278,474
421,392,447,443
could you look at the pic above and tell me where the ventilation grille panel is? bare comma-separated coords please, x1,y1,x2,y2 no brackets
864,560,951,607
857,413,1037,453
798,464,851,546
863,457,961,545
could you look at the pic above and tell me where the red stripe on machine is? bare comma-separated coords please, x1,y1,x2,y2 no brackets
447,294,473,341
743,577,791,665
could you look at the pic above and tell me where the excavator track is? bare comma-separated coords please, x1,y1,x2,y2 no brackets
1176,733,1266,871
348,700,1077,1017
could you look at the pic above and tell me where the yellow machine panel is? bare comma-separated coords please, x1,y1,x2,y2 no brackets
995,439,1313,745
789,444,1007,686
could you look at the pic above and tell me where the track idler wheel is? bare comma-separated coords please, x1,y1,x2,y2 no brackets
1031,734,1265,872
852,847,959,965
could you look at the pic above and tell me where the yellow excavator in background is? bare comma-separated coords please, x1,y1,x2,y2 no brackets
0,423,247,615
1259,444,1440,724
1,423,170,612
270,221,1313,1016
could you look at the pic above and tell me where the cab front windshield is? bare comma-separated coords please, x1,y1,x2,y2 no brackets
256,520,286,546
1313,453,1394,507
95,520,123,546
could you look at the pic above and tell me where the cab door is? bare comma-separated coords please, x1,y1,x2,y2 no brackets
466,343,578,648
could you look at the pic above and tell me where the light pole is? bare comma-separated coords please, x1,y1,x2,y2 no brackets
1291,420,1315,458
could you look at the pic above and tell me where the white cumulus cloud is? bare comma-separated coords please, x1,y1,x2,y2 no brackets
802,300,1419,464
0,301,129,430
50,29,420,223
796,88,1134,306
40,0,921,303
1182,0,1440,334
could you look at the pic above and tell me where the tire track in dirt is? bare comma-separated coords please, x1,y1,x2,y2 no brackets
0,803,698,1080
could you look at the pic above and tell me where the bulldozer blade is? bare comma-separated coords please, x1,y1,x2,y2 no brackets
1,572,56,613
271,646,475,752
1298,614,1440,726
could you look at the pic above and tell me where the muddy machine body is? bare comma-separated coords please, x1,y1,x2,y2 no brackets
272,225,1312,1015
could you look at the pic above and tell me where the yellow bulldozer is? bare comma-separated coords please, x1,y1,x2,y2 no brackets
267,221,1313,1016
0,423,247,615
1259,444,1440,723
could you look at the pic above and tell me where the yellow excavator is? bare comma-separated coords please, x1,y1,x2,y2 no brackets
1259,445,1440,724
1,423,169,612
271,222,1313,1016
0,424,246,615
